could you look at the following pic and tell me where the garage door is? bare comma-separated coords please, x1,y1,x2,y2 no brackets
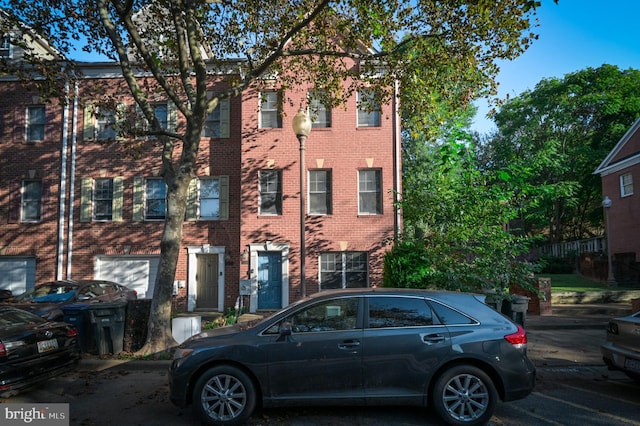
95,256,159,299
0,257,36,296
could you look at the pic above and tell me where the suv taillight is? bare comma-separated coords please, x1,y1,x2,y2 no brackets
67,326,79,338
504,324,527,349
0,341,6,357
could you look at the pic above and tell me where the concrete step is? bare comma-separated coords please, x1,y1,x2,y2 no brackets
551,290,640,304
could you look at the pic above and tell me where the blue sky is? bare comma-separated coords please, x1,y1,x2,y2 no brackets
472,0,640,134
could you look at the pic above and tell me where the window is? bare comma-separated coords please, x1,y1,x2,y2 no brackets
357,89,381,127
21,180,42,222
259,170,282,215
358,169,382,214
260,91,282,128
96,108,117,140
202,97,230,138
93,178,114,221
153,103,168,130
320,252,368,290
280,298,359,333
309,90,331,128
199,178,220,219
185,176,229,221
368,297,433,328
83,103,126,142
620,173,633,197
309,170,332,215
80,177,123,222
203,104,221,137
26,106,45,142
0,34,12,58
369,297,433,328
145,178,166,220
429,301,475,325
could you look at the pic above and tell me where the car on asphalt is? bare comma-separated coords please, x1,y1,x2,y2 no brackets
0,305,81,397
601,310,640,381
2,279,137,321
0,289,12,301
169,288,536,426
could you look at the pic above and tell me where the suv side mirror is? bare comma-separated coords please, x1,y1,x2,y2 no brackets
279,321,292,336
276,321,292,341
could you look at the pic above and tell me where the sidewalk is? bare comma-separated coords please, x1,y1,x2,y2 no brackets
525,303,627,367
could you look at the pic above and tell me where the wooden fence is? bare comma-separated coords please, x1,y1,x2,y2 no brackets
538,236,606,258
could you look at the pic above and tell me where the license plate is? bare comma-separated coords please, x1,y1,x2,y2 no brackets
37,338,59,353
624,357,640,372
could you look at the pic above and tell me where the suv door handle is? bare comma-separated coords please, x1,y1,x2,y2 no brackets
338,340,361,352
422,333,446,345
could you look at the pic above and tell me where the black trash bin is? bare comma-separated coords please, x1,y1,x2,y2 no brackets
62,303,94,353
501,295,529,327
85,301,127,355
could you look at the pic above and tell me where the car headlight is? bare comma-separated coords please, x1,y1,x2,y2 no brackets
172,348,194,360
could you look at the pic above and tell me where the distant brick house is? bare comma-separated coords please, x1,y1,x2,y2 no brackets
0,35,402,313
594,117,640,284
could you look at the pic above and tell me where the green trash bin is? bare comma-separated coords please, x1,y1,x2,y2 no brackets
86,301,127,355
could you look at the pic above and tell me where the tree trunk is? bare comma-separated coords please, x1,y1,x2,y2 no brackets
136,170,191,356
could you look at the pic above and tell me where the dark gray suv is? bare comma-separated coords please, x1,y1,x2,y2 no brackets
169,288,535,426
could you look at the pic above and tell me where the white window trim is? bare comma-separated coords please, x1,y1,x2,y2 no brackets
259,91,281,129
0,33,14,58
620,173,634,197
93,178,114,222
26,105,46,143
145,178,167,221
198,177,221,220
358,169,382,215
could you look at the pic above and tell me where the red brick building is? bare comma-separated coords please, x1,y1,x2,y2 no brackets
594,117,640,284
0,49,402,313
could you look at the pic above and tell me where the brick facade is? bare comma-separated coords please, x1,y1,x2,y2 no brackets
595,118,640,285
0,65,401,313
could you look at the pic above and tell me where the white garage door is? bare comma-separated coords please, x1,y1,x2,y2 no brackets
0,257,36,296
95,256,160,299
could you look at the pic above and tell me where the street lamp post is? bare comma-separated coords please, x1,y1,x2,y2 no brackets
602,196,617,287
292,108,312,297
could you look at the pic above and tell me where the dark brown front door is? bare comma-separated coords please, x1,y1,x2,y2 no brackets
196,254,218,309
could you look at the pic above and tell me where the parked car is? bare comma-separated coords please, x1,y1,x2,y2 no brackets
169,288,535,426
2,279,137,321
601,310,640,381
0,305,81,397
0,289,12,301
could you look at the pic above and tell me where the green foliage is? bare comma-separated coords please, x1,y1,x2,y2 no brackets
389,116,539,296
480,64,640,242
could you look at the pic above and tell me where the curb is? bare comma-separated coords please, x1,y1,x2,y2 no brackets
77,357,171,371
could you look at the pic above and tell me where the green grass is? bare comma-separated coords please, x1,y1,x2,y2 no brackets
537,274,609,292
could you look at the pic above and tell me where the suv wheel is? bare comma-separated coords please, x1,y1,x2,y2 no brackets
432,365,497,425
192,365,256,426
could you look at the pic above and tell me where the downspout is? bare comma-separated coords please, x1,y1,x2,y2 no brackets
66,81,79,279
57,81,70,280
392,79,402,238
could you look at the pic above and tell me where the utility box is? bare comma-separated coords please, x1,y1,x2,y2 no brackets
172,316,201,344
